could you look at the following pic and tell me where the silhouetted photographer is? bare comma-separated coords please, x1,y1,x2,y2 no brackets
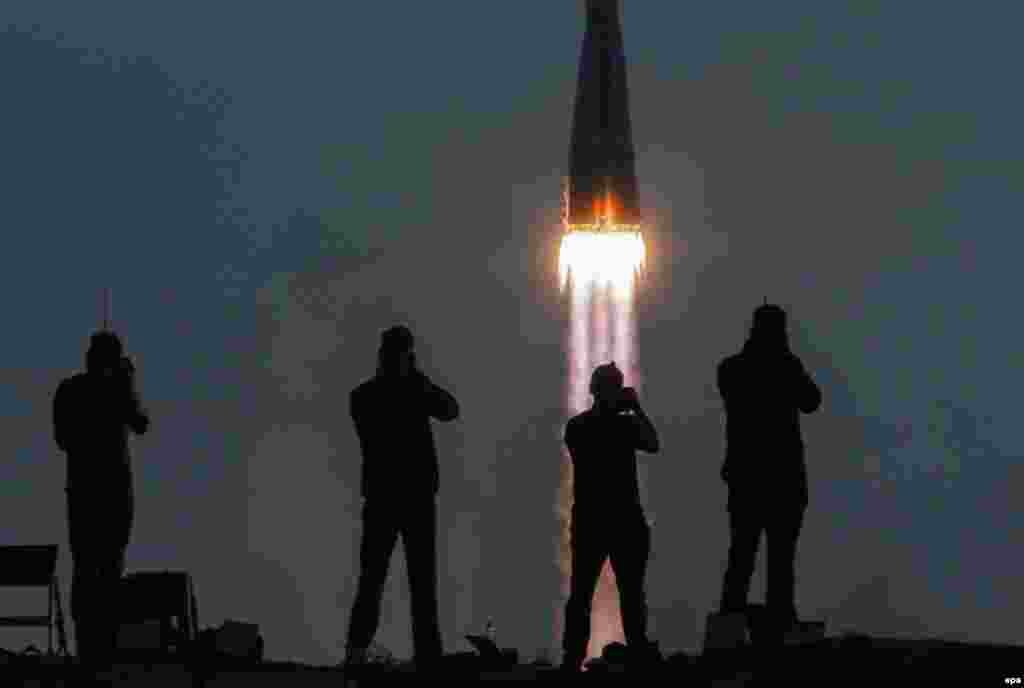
560,362,661,673
52,330,149,672
716,304,821,644
344,325,459,673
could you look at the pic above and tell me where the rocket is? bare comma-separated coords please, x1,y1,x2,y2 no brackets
564,0,641,230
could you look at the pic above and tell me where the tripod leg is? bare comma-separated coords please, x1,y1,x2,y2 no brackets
54,580,68,657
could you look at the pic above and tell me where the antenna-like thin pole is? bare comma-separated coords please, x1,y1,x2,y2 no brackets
102,288,111,331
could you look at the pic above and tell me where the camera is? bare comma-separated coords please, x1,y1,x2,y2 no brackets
617,387,639,413
118,356,135,376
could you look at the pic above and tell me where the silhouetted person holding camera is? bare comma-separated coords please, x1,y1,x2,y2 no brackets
717,304,821,644
560,362,661,673
52,330,149,672
344,326,459,672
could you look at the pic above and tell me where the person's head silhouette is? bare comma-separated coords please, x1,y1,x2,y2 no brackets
86,330,123,375
377,325,416,377
749,303,789,351
589,362,624,409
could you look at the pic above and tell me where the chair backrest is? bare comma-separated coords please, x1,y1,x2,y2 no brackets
0,546,58,587
118,571,197,640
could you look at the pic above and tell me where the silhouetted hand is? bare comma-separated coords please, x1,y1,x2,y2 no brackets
621,387,641,412
119,356,135,377
414,370,435,395
121,357,141,393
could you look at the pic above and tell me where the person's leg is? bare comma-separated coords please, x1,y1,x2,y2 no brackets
401,497,443,666
719,497,764,614
88,545,122,673
608,508,651,649
98,493,133,668
67,492,98,667
345,500,399,658
766,501,806,630
69,556,96,662
561,513,608,672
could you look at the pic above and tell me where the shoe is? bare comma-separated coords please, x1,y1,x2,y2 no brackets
559,659,582,674
413,653,443,675
628,640,664,672
340,648,369,680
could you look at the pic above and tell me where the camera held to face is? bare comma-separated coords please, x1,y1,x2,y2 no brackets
117,356,136,379
618,386,639,413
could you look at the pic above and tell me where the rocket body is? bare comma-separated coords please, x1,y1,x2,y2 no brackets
565,0,641,229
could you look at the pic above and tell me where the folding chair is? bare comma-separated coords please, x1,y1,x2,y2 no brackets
115,571,198,659
0,545,69,656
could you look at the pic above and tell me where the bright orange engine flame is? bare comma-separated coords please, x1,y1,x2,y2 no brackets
558,225,645,663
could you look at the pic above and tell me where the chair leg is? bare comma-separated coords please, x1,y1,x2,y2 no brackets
48,579,54,655
53,580,68,657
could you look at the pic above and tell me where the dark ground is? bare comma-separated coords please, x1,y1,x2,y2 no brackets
2,636,1021,687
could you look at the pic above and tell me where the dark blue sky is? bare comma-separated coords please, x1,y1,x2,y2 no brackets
1,0,1022,663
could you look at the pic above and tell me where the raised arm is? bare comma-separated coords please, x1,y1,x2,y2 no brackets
790,355,821,414
419,373,459,422
631,406,660,453
126,396,150,435
623,388,659,453
123,372,150,435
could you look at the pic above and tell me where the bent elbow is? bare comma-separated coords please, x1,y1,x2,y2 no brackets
447,399,461,421
801,395,822,414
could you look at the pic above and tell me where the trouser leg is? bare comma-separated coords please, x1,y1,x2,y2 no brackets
766,503,805,627
402,499,442,663
561,514,607,670
609,509,651,649
720,503,764,614
101,496,132,666
68,491,131,670
70,551,98,663
346,500,399,653
69,494,103,666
